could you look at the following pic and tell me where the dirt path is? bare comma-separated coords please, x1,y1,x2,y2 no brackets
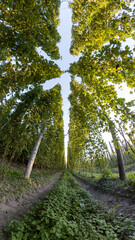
0,172,62,240
75,176,135,223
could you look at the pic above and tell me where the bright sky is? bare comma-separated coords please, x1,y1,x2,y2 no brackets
43,2,78,161
43,2,135,160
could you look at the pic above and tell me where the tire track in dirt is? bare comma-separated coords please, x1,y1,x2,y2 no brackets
75,176,135,223
0,172,63,240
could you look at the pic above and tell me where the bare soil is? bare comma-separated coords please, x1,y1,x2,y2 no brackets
1,172,135,239
0,172,62,240
75,176,135,224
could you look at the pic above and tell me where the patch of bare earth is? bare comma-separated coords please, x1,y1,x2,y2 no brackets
75,176,135,224
0,172,62,240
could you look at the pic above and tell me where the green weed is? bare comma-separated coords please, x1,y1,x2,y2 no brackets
73,170,135,200
6,171,135,240
0,164,61,203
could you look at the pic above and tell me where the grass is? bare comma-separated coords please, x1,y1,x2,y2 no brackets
6,171,135,240
0,163,62,203
110,162,135,171
77,169,135,181
73,170,135,200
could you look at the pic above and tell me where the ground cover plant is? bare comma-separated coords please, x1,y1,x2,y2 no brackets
73,170,135,200
0,162,61,203
6,171,135,240
111,163,135,172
